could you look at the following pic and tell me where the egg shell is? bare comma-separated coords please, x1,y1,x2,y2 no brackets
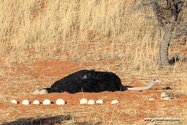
11,99,18,104
33,100,40,105
88,99,95,104
56,99,65,105
111,100,119,104
80,98,88,104
96,99,104,104
43,99,51,105
22,100,30,105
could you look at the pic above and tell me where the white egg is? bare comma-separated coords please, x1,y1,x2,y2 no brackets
80,98,88,104
43,99,51,105
88,99,95,104
96,99,104,104
111,100,119,104
22,99,30,105
56,99,65,105
163,97,170,100
149,98,155,101
38,89,48,94
161,92,169,98
33,100,40,105
10,99,18,104
32,90,40,95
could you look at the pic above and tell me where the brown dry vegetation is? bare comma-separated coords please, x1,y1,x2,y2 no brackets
0,0,187,124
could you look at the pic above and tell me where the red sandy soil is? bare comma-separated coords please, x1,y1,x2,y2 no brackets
0,59,186,124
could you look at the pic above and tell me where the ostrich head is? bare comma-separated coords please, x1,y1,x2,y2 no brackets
127,78,161,91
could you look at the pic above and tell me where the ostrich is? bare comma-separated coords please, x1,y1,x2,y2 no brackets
33,70,161,94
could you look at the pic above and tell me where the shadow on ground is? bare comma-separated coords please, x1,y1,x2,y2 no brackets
3,114,101,125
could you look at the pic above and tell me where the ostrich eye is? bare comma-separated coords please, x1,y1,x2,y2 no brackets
153,78,156,81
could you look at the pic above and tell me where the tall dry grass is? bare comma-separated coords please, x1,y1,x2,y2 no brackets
0,0,161,68
0,0,186,89
0,0,186,91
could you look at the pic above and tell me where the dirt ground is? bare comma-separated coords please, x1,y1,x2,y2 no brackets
0,59,186,125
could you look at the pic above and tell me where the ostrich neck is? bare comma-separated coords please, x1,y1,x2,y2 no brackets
127,82,156,90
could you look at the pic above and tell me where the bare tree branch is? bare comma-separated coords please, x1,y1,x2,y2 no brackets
173,30,187,39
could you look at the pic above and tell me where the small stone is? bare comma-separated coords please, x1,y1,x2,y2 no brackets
149,98,155,101
161,92,169,98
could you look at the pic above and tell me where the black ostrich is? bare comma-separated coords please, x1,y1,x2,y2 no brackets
33,70,161,94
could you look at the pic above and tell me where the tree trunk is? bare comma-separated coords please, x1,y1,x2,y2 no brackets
150,0,185,66
160,23,174,65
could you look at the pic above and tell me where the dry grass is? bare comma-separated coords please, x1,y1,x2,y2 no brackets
0,0,187,124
